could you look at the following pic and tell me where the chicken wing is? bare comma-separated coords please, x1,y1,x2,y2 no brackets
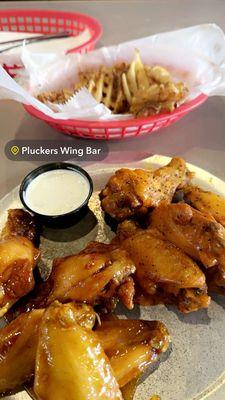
1,208,40,246
0,209,40,317
9,242,136,316
183,185,225,227
0,236,39,317
205,265,225,295
100,157,192,221
0,303,97,395
150,203,225,269
95,318,170,387
116,220,210,313
46,242,135,311
34,302,123,400
0,303,170,398
0,309,44,394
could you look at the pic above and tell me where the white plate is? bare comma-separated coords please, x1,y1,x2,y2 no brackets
1,155,225,400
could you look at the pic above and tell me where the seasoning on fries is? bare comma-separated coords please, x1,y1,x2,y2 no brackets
37,49,188,118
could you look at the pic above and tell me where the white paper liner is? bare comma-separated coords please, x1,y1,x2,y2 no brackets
0,29,91,66
0,23,225,121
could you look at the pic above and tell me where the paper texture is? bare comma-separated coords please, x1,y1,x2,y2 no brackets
0,23,225,121
0,29,91,66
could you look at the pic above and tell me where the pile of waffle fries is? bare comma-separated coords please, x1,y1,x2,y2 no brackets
37,49,188,118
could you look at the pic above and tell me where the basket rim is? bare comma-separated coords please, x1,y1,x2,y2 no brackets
24,93,208,128
0,8,103,52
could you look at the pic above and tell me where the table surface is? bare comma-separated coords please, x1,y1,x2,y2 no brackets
0,2,225,399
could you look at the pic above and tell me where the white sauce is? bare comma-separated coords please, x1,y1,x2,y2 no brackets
25,169,90,216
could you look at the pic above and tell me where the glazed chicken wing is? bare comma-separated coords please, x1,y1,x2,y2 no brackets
0,209,40,317
34,302,123,400
0,302,170,398
100,157,192,221
11,242,136,316
0,236,39,317
150,203,225,269
0,304,96,395
0,309,44,394
96,318,170,387
46,242,135,311
205,265,225,295
183,185,225,227
150,203,225,294
1,208,40,246
116,221,210,313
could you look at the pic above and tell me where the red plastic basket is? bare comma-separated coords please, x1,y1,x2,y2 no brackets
0,9,102,77
24,94,207,140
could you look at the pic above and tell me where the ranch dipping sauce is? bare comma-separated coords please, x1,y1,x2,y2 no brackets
25,169,91,216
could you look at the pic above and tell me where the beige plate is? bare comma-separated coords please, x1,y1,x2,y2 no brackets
1,155,225,400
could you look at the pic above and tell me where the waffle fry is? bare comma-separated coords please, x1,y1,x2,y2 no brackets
37,49,188,118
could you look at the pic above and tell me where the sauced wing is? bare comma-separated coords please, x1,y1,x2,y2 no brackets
122,229,206,289
1,209,40,246
34,302,123,400
46,242,136,311
0,237,39,317
116,223,210,313
206,265,225,295
0,304,96,395
150,203,225,269
100,157,192,221
0,304,170,397
95,319,170,387
0,309,43,394
112,220,142,245
6,242,136,319
183,185,225,227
